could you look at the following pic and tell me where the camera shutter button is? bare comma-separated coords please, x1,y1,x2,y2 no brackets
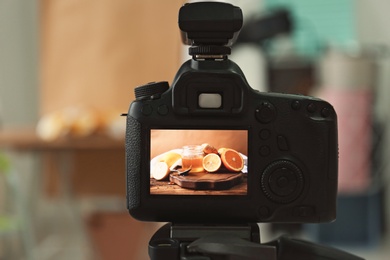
255,102,276,123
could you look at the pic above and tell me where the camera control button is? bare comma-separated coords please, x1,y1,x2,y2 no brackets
255,102,276,123
141,104,153,116
259,146,271,156
261,160,304,204
291,100,301,110
321,107,331,118
307,103,317,113
134,81,169,100
277,135,289,151
269,168,297,196
259,129,271,140
157,105,169,115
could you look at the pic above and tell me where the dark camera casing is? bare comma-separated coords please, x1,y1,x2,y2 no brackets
125,56,338,224
126,1,337,224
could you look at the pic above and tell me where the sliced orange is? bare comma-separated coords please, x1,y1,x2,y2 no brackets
220,149,244,172
202,153,222,173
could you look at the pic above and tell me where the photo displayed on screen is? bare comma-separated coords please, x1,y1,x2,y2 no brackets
150,129,248,195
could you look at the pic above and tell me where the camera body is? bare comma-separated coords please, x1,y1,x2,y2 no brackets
125,2,338,224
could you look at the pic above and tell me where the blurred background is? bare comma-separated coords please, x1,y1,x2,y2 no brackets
0,0,389,259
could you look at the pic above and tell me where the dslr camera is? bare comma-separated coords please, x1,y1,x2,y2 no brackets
125,2,338,224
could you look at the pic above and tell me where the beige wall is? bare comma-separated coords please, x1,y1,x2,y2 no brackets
40,0,183,114
40,0,184,196
39,2,184,258
0,0,39,127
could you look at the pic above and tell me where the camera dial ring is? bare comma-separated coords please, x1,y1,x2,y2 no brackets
261,160,304,204
134,81,169,100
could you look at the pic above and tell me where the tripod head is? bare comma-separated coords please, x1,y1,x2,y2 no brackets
148,223,364,260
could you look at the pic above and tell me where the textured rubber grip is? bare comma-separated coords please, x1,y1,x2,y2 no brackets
125,116,141,210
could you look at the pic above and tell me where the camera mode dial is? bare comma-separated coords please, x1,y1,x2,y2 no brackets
134,81,169,100
261,160,304,204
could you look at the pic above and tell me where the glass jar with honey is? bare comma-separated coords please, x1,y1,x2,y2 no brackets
182,145,204,173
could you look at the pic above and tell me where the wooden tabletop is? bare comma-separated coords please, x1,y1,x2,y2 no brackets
150,176,247,195
0,128,125,151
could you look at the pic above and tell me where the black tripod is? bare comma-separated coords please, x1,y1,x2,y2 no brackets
148,223,364,260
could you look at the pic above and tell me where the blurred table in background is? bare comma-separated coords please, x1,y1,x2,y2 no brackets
0,127,125,196
0,127,155,260
0,127,124,151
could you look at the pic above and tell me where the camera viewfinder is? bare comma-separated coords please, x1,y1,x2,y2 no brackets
198,93,222,109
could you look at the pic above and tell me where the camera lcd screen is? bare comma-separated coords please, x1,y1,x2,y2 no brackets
150,129,248,195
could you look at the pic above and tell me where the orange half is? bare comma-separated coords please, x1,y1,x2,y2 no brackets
220,149,244,172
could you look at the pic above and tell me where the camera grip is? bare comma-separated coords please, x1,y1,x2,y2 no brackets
125,116,141,210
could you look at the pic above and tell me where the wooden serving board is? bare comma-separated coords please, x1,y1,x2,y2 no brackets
169,172,243,190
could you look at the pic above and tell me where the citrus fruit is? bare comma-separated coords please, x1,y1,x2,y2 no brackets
220,149,244,172
160,152,181,167
202,153,222,172
152,162,170,180
202,143,218,154
152,152,181,180
218,147,227,155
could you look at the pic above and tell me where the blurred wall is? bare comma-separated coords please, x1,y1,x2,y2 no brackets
39,2,184,259
356,0,390,234
40,0,183,115
357,0,390,119
0,0,39,127
39,0,184,197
